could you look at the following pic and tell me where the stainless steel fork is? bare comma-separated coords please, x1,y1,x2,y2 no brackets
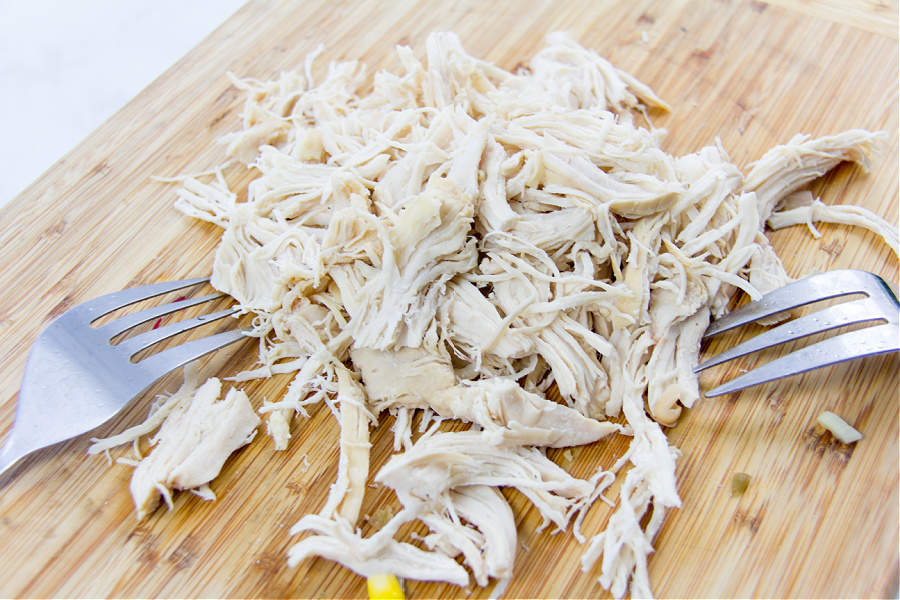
0,277,249,478
696,269,899,397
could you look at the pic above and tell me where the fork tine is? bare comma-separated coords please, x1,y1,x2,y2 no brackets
71,277,210,323
695,296,884,372
703,270,876,338
118,307,240,359
98,292,229,339
137,328,250,376
704,323,899,397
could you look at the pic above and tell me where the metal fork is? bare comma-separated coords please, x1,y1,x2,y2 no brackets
696,269,899,397
0,277,249,478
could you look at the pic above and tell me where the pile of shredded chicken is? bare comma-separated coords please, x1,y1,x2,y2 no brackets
91,32,896,599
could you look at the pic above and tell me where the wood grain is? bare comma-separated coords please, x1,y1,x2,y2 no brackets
761,0,899,38
0,1,896,598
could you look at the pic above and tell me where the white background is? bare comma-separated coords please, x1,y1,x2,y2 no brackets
0,0,246,207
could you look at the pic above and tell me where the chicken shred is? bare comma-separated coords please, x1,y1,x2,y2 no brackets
90,364,260,520
158,31,896,598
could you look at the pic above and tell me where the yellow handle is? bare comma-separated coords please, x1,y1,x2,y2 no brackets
367,574,405,599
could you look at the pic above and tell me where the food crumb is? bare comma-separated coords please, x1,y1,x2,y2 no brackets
364,506,395,529
817,411,863,444
731,472,751,496
298,454,311,473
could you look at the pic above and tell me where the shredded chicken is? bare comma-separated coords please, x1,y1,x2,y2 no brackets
150,31,896,598
769,191,899,257
89,364,260,519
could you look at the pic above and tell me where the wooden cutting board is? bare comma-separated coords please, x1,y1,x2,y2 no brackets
0,0,896,598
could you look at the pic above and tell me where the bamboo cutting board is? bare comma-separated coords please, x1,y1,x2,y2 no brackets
0,0,897,598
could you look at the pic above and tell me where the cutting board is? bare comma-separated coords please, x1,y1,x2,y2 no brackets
0,1,896,598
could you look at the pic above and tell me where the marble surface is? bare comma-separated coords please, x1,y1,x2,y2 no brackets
0,0,246,207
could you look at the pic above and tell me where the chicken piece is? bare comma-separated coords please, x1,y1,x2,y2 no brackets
672,145,744,244
349,345,457,412
583,343,682,599
541,150,682,219
292,432,561,589
768,196,899,258
613,216,668,329
647,274,709,339
346,177,477,349
432,378,619,447
644,309,709,425
211,204,325,311
747,233,793,297
480,254,617,419
320,205,385,268
741,130,886,227
477,136,523,232
172,170,237,228
507,207,597,255
523,31,670,113
288,512,470,586
504,110,672,179
377,430,595,533
450,486,517,583
88,365,203,458
218,69,312,164
418,485,517,586
317,365,375,526
352,345,617,447
129,376,260,520
437,279,534,360
265,406,293,451
372,112,459,207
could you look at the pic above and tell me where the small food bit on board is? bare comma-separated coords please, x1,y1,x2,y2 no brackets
368,573,405,600
731,472,751,497
364,506,395,529
817,411,863,444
